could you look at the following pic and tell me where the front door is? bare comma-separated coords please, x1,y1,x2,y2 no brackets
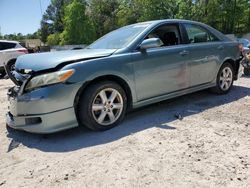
132,24,190,101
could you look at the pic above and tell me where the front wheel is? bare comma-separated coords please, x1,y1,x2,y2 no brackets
77,81,127,131
211,62,234,94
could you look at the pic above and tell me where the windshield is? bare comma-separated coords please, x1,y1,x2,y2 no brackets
88,24,150,49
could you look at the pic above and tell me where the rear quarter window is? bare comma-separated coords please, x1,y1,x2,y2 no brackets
16,43,25,48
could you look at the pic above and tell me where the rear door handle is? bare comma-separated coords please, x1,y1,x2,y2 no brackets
218,45,224,50
180,50,189,56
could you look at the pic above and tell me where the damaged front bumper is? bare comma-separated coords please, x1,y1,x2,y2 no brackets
5,73,81,133
6,108,78,134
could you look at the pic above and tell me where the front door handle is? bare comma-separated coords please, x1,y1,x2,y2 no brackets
180,50,189,56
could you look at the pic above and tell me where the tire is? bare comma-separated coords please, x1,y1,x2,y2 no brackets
244,68,250,76
0,70,6,79
6,60,15,72
211,62,234,94
77,81,127,131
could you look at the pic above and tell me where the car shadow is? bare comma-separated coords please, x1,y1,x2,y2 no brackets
6,85,250,153
242,74,250,78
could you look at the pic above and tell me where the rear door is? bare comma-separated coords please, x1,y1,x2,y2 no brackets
1,42,16,51
182,23,222,87
0,42,18,66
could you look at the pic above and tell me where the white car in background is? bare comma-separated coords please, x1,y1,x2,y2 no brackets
0,40,28,77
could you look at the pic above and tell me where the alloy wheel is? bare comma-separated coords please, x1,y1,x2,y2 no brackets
91,88,123,126
219,67,233,91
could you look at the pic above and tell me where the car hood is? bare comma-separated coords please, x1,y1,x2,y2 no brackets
15,49,116,72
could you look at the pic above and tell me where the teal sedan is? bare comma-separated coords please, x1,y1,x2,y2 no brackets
5,19,242,133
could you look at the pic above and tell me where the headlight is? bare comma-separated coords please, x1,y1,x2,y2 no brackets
25,69,75,90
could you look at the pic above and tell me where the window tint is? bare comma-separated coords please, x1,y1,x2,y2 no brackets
145,24,181,48
184,24,219,43
0,42,16,50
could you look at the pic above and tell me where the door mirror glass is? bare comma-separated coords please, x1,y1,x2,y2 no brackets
140,38,163,50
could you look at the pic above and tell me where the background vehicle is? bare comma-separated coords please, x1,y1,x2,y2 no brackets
240,47,250,76
238,38,250,49
5,20,241,133
238,38,250,75
0,40,28,78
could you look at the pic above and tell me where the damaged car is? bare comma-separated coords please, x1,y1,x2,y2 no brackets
5,19,242,133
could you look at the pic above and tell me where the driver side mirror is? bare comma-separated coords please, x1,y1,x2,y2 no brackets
139,38,162,50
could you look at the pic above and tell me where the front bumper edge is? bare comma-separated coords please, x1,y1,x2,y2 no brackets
6,107,78,134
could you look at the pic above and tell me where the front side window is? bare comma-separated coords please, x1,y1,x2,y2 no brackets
184,24,219,43
145,24,181,48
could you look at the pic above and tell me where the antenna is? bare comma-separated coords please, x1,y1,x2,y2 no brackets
0,26,2,39
39,0,43,16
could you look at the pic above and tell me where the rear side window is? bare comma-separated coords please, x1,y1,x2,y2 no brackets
184,24,219,43
0,42,17,50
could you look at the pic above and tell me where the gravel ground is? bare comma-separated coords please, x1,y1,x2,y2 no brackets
0,77,250,188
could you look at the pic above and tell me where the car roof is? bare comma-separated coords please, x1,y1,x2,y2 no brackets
0,40,19,44
134,19,206,26
135,19,228,41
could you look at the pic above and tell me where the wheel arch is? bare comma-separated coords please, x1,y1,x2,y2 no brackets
6,58,17,63
74,74,134,114
4,58,17,72
222,58,239,80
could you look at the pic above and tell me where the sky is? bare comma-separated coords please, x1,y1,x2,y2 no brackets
0,0,51,35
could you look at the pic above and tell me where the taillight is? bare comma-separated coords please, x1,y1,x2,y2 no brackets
18,49,28,54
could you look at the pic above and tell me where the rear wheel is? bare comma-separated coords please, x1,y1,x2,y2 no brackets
211,62,234,94
0,69,6,78
77,81,127,131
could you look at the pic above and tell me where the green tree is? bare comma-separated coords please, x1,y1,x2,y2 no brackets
40,21,51,43
40,0,72,43
89,0,120,38
47,33,61,46
177,0,250,34
60,0,95,44
42,0,72,32
37,0,250,44
116,0,142,27
138,0,179,21
177,0,196,20
117,0,180,26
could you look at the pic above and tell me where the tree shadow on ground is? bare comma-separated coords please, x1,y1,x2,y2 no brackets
6,85,250,152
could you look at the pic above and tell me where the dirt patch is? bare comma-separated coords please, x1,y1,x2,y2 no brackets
0,77,250,187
